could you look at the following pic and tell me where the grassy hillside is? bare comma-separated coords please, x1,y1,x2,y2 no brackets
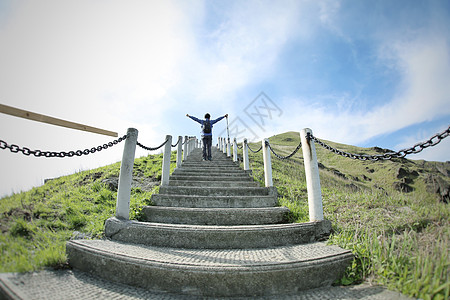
0,152,177,272
245,132,449,299
1,132,449,299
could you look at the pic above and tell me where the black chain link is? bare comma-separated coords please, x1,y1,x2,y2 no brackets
137,138,169,151
0,135,127,158
309,124,450,161
171,138,181,147
267,140,302,160
247,143,263,153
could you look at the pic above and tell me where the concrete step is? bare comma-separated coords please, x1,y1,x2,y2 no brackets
169,175,254,182
181,161,238,166
172,170,250,177
150,194,278,208
176,166,243,173
168,180,259,188
184,150,229,160
66,239,353,297
158,186,271,196
183,156,232,162
140,206,290,225
180,165,240,170
104,217,332,249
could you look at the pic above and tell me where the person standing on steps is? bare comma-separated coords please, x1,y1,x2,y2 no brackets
186,113,228,161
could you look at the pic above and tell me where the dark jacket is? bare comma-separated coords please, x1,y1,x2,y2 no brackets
188,115,225,136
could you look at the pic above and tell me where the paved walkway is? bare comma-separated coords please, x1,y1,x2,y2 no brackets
0,269,414,300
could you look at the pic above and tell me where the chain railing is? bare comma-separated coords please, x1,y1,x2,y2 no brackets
220,124,449,223
247,143,263,153
266,140,302,160
5,120,448,224
136,139,169,151
0,135,127,158
309,124,450,161
171,139,180,147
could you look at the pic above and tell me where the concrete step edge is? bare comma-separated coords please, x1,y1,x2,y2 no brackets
168,181,260,187
104,217,332,249
150,194,278,208
141,206,290,225
66,239,353,297
158,186,272,196
169,175,253,181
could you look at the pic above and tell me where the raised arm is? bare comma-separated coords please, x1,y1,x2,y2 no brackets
186,114,203,124
211,114,228,125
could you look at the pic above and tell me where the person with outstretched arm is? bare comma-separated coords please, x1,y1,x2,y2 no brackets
186,113,228,161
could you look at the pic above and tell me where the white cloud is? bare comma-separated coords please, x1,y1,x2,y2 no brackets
0,0,191,129
177,0,304,105
0,0,195,197
276,32,450,151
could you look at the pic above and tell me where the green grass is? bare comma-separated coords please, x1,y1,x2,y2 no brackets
0,152,177,273
240,132,449,299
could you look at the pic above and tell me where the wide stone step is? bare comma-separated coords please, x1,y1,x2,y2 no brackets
169,175,253,182
104,217,332,249
177,167,243,173
158,186,271,196
181,161,238,166
150,194,278,208
141,206,290,225
168,180,259,188
172,170,250,177
66,239,353,297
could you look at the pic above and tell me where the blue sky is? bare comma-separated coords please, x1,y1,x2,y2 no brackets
0,0,449,196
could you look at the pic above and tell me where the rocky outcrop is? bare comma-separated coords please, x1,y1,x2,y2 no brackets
392,167,419,193
393,181,414,193
425,175,449,203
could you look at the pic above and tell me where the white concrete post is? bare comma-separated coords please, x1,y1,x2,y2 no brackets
300,128,324,222
183,135,188,161
217,137,221,149
116,128,138,220
176,136,182,169
243,139,249,171
227,138,231,157
223,138,227,154
191,137,195,154
187,137,191,156
161,135,172,186
233,138,238,162
219,137,222,151
262,138,273,187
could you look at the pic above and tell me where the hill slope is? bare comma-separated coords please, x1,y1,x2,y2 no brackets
1,132,449,299
247,132,449,299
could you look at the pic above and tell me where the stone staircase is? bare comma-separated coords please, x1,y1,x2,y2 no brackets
66,147,353,298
